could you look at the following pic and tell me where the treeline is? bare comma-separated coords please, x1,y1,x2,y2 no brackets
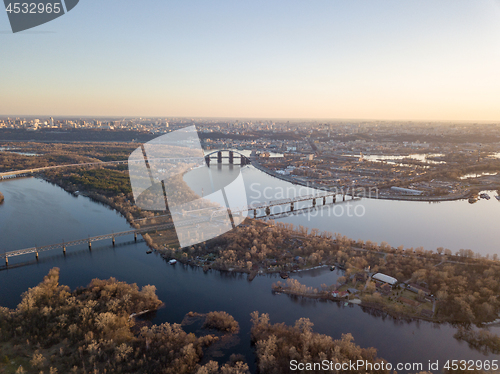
66,168,132,195
250,311,495,374
0,268,249,374
203,311,240,334
454,327,500,355
0,150,92,172
164,219,500,323
326,235,500,323
250,311,391,374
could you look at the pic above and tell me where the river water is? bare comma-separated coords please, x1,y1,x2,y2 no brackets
1,173,500,373
185,164,500,256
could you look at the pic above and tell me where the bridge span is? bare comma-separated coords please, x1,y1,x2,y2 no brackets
0,217,208,265
204,150,251,166
0,150,249,179
1,191,360,266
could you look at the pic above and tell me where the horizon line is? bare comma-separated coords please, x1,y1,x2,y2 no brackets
1,114,499,124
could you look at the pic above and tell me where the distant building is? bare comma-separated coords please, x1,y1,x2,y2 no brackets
372,273,398,286
332,291,348,298
390,186,423,195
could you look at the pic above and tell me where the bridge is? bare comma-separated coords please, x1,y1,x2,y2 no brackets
1,190,359,266
0,160,129,179
204,150,251,166
0,214,224,265
0,150,249,179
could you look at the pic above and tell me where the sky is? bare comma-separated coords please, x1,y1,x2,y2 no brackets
1,0,500,121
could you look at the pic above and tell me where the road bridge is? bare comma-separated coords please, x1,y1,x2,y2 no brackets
1,191,360,265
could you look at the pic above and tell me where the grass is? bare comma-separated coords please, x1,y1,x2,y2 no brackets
0,342,31,374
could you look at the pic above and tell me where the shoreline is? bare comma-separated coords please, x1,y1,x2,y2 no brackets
272,285,448,324
250,158,483,202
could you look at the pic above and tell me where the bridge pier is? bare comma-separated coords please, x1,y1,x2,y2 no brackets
229,151,234,164
343,192,346,201
312,199,316,207
333,195,336,203
254,209,257,218
323,196,326,205
217,151,222,164
290,202,294,212
112,236,115,247
205,157,210,166
134,232,137,242
5,257,8,266
36,251,38,260
265,206,271,216
88,241,92,251
63,245,66,254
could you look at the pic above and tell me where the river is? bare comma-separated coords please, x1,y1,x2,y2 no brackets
185,163,500,256
1,174,500,373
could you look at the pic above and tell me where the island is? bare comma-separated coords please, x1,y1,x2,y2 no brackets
0,269,398,374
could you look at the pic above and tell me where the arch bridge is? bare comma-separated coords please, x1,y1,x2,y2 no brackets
204,150,251,166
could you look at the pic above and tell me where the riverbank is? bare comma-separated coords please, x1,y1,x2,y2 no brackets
252,158,479,202
271,282,440,323
368,189,472,202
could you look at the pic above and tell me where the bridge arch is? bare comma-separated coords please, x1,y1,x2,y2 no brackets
204,150,251,166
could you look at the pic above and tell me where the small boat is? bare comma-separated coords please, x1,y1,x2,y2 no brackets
330,265,336,271
496,195,500,201
169,259,177,265
480,193,490,200
468,197,478,204
280,272,289,279
146,250,153,254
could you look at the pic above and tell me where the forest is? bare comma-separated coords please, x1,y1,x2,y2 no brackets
0,268,249,374
2,268,499,374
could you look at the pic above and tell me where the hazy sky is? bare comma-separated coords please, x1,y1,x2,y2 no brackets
1,0,500,121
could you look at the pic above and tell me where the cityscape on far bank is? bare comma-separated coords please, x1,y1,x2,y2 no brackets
1,116,499,202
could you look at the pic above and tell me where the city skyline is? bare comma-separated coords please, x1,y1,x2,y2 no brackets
1,0,500,121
